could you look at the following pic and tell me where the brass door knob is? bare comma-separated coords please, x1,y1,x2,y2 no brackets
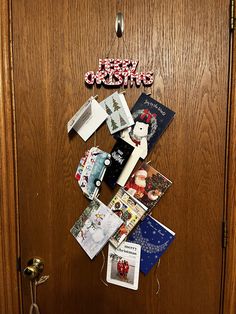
23,257,44,280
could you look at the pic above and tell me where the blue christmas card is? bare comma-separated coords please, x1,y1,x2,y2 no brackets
119,93,175,155
128,215,175,275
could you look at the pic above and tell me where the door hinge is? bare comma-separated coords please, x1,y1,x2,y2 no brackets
231,0,235,31
222,221,227,248
16,256,21,272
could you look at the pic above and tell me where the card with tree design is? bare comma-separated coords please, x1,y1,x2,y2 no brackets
100,92,134,134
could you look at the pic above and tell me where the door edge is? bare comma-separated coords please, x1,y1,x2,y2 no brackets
0,0,21,313
223,13,236,314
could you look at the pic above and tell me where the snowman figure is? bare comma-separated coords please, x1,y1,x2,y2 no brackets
120,120,149,159
89,224,105,243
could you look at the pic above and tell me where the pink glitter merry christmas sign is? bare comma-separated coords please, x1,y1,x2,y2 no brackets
84,59,154,87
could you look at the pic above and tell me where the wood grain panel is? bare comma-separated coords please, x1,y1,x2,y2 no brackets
11,0,229,313
0,0,20,313
223,23,236,314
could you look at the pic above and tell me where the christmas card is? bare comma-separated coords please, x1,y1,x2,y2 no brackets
70,199,123,259
119,93,175,153
128,215,175,275
108,188,147,248
75,147,111,200
100,92,134,134
106,242,141,290
67,96,108,141
104,138,134,188
124,162,172,211
116,93,175,186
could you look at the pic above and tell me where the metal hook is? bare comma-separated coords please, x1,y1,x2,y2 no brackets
115,12,124,37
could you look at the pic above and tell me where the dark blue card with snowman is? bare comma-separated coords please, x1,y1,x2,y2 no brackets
118,93,175,156
128,215,175,275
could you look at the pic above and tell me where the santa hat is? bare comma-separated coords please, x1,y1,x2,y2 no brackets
136,169,147,177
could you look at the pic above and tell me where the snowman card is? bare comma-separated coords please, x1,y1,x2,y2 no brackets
116,93,175,186
70,199,123,259
100,92,134,134
124,163,172,211
106,242,141,290
119,93,175,153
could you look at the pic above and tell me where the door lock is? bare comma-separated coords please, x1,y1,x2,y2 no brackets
23,257,44,280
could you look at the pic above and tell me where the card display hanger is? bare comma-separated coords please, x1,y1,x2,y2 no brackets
115,12,124,38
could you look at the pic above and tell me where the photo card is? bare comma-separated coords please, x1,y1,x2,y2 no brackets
106,241,141,290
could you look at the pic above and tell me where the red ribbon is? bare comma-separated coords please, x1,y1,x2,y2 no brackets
140,109,156,123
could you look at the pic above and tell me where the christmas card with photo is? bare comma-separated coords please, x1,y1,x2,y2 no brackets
106,242,141,290
128,215,175,275
70,199,123,259
124,162,172,211
100,91,134,134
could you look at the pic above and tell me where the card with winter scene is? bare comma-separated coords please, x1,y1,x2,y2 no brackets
108,188,147,248
128,215,175,275
100,91,134,134
67,96,108,141
104,138,134,188
70,198,123,259
106,242,141,290
124,162,172,211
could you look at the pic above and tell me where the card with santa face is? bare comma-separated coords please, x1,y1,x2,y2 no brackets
108,188,147,248
70,198,123,259
124,163,172,211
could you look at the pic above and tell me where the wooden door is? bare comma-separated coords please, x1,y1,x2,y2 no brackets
11,0,229,313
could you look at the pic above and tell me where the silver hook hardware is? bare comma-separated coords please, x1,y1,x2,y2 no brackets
115,12,124,37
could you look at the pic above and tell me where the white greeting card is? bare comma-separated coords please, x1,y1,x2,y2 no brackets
70,199,123,259
106,242,141,290
67,97,108,141
100,92,134,134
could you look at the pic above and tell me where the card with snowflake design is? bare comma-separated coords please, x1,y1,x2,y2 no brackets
128,215,175,275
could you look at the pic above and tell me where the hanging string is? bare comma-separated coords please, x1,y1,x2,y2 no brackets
100,250,108,287
28,275,49,314
29,281,40,314
154,259,161,295
92,84,97,147
105,34,117,58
